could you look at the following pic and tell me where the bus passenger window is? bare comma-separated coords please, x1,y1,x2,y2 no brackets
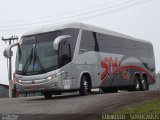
80,30,96,52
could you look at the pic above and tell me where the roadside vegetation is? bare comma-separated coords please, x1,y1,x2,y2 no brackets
114,97,160,114
90,97,160,120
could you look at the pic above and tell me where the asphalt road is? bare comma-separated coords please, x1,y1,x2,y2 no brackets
0,90,160,120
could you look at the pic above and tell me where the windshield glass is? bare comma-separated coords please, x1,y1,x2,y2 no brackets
15,28,79,75
16,31,61,75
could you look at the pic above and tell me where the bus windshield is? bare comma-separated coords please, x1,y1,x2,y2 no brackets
15,28,79,75
16,31,61,75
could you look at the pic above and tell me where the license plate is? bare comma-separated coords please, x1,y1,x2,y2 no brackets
31,86,37,91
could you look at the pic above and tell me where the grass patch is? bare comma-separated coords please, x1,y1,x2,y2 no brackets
89,98,160,120
114,97,160,114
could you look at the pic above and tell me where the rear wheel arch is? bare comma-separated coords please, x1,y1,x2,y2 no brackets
134,72,141,79
142,73,148,81
79,72,92,89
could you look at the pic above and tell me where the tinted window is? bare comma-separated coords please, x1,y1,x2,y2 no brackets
21,31,62,45
97,33,152,57
98,33,112,53
62,28,79,58
59,40,71,66
36,31,62,43
109,36,124,54
22,28,79,59
98,34,124,54
79,31,153,58
80,30,96,52
146,43,154,57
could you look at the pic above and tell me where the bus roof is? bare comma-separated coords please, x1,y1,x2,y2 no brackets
23,22,151,44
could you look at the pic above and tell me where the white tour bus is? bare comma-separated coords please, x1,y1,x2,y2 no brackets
5,23,156,98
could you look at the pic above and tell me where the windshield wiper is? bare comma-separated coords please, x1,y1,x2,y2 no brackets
22,48,34,74
21,43,46,75
33,46,45,72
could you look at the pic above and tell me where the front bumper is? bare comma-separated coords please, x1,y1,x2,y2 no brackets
16,77,61,93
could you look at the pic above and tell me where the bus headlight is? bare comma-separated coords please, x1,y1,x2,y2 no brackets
46,72,60,81
18,79,22,83
46,76,54,80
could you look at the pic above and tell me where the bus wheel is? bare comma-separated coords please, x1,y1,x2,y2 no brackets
133,76,141,91
43,91,53,99
141,76,149,91
79,75,89,96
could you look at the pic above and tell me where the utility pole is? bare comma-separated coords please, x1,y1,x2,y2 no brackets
1,36,18,98
158,71,160,89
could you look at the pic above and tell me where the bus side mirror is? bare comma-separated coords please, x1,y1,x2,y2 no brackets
4,43,19,58
53,35,71,51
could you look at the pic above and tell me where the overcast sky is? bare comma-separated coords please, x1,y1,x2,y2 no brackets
0,0,160,85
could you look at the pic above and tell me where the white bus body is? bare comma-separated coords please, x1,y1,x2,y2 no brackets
13,23,155,98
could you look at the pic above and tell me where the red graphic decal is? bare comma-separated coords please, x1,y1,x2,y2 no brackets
100,57,129,80
121,66,156,83
100,57,111,80
100,57,156,86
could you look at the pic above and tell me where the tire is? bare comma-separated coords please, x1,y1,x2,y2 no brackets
141,76,149,91
102,87,118,93
79,75,89,96
43,91,53,99
133,76,141,91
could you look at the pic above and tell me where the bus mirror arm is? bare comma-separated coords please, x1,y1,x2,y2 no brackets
4,43,19,58
53,35,71,51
